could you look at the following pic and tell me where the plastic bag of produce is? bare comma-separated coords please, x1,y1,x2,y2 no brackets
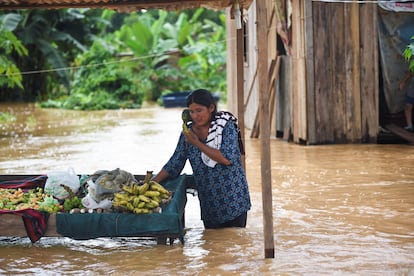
81,193,112,210
85,168,137,202
44,168,80,199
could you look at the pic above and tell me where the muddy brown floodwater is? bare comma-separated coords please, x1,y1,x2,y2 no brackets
0,103,413,275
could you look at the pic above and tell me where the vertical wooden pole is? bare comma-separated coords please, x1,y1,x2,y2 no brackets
350,0,361,140
256,0,275,258
291,0,307,143
304,0,315,144
236,10,246,169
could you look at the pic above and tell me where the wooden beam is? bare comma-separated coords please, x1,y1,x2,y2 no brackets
291,0,300,143
236,12,246,169
304,0,315,144
385,124,414,144
359,3,379,142
256,0,275,259
349,0,362,140
0,0,254,11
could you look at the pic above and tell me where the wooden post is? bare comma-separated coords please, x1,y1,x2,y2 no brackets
236,10,246,169
256,0,275,258
350,0,361,140
291,0,307,143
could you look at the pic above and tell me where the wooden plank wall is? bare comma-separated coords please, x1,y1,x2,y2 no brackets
359,4,379,143
304,0,315,144
291,0,308,144
305,1,378,144
233,0,378,144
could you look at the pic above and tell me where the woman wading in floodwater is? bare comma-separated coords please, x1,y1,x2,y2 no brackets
153,89,251,229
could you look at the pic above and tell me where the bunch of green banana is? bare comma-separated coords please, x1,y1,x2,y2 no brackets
112,177,172,215
181,109,191,133
63,196,83,212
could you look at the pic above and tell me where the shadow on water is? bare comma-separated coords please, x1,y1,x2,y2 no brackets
0,103,413,275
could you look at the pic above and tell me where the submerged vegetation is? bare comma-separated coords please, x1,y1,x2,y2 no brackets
0,112,15,125
0,9,227,110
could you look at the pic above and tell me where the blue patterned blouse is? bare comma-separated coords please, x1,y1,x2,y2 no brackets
162,120,251,225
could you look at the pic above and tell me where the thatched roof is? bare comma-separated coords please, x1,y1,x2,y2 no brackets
0,0,253,11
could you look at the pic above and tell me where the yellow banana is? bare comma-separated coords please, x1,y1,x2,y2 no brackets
121,185,133,194
144,190,160,198
133,208,150,214
149,181,169,194
126,202,134,211
133,197,141,207
138,195,151,203
112,201,121,207
117,200,129,206
160,193,171,199
114,193,129,200
139,183,149,195
112,171,174,214
132,184,140,195
149,199,159,208
151,196,161,203
145,202,156,209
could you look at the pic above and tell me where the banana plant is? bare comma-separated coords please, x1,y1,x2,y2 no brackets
162,8,204,50
176,12,227,93
117,10,176,101
0,13,28,89
0,8,108,101
15,9,86,93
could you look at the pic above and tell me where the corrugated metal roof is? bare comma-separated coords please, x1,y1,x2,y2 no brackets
0,0,253,11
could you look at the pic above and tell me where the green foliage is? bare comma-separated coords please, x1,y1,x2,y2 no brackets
0,9,116,102
2,8,227,109
114,8,227,102
176,14,227,94
403,35,414,73
116,10,174,101
0,13,28,89
15,9,102,93
41,39,143,110
0,112,16,125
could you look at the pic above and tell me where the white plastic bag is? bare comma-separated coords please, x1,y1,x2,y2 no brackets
44,168,80,199
81,194,113,210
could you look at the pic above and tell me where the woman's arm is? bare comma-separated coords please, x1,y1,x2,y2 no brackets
152,132,188,182
152,169,169,183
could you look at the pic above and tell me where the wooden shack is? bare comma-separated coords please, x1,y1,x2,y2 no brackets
227,0,414,145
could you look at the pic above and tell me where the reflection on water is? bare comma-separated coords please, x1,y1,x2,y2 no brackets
0,103,190,174
0,103,413,275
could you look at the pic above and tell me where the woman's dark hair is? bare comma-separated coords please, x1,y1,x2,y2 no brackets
186,89,217,115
